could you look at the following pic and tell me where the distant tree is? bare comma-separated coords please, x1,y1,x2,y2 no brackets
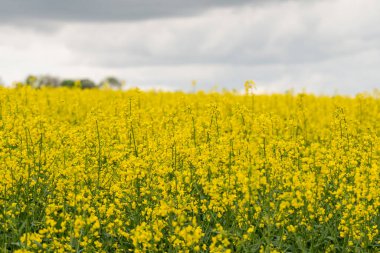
80,79,97,89
26,75,38,87
11,76,101,89
100,77,124,90
0,77,4,86
37,75,60,88
60,79,75,88
61,79,97,89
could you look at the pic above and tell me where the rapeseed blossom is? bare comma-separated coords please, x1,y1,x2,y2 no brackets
0,86,379,252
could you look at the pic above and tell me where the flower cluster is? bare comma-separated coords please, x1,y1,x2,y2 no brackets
0,86,379,252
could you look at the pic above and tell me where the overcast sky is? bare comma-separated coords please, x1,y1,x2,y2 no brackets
0,0,379,94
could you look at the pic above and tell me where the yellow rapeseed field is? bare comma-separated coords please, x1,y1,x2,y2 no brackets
0,85,380,252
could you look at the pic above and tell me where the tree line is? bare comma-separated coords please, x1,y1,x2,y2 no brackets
3,75,125,90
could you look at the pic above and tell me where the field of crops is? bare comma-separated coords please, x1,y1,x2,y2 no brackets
0,86,379,252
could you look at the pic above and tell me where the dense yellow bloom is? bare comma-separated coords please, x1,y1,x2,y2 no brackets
0,86,379,252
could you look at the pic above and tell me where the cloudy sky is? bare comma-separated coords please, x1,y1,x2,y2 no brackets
0,0,379,94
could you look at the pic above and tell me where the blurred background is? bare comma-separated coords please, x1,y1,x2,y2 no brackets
0,0,379,94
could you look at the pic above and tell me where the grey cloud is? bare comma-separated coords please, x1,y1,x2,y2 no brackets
64,1,380,68
1,0,380,95
0,0,266,23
